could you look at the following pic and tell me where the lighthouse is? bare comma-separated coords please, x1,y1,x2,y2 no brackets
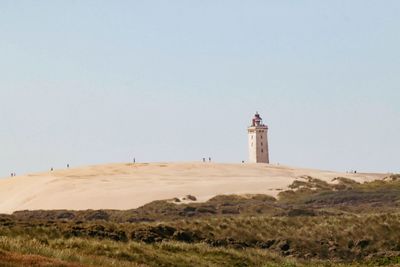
247,112,269,163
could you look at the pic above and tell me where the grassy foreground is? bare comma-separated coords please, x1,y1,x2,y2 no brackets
1,174,400,266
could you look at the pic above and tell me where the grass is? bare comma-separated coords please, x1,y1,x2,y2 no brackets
2,235,399,267
0,235,308,267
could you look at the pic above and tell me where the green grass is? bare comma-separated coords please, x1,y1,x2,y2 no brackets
2,213,400,265
0,235,314,267
2,235,399,267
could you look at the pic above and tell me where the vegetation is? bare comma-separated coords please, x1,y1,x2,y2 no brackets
1,174,400,266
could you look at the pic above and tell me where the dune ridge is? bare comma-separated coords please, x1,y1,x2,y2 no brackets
0,162,386,214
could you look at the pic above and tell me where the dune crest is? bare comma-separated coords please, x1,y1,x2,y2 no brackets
0,162,385,214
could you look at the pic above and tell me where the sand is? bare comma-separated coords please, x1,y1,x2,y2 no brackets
0,162,387,214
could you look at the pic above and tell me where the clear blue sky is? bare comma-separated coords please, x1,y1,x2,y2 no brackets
0,1,399,177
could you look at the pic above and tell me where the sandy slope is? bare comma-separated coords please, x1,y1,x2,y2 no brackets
0,162,387,214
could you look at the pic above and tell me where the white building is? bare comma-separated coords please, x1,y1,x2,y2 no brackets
247,112,269,163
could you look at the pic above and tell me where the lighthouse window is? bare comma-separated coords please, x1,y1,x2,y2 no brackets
261,135,263,139
261,142,263,146
261,149,264,153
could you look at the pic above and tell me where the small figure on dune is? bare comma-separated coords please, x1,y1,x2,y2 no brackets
51,168,53,171
202,158,206,163
67,164,70,168
209,157,211,162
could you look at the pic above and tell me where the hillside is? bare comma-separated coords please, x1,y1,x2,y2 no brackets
1,174,400,266
0,162,385,214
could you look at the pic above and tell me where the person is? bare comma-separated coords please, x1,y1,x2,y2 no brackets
202,158,205,162
11,173,13,177
133,158,136,163
67,164,70,168
209,157,211,162
51,168,53,171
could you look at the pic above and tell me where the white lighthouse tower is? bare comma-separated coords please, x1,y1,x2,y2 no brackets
248,112,269,163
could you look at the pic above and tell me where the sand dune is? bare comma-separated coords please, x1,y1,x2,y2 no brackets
0,162,386,214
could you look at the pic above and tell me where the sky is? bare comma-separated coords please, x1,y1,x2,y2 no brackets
0,1,399,177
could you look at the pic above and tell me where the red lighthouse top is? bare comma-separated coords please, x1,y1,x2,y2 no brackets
251,112,266,127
